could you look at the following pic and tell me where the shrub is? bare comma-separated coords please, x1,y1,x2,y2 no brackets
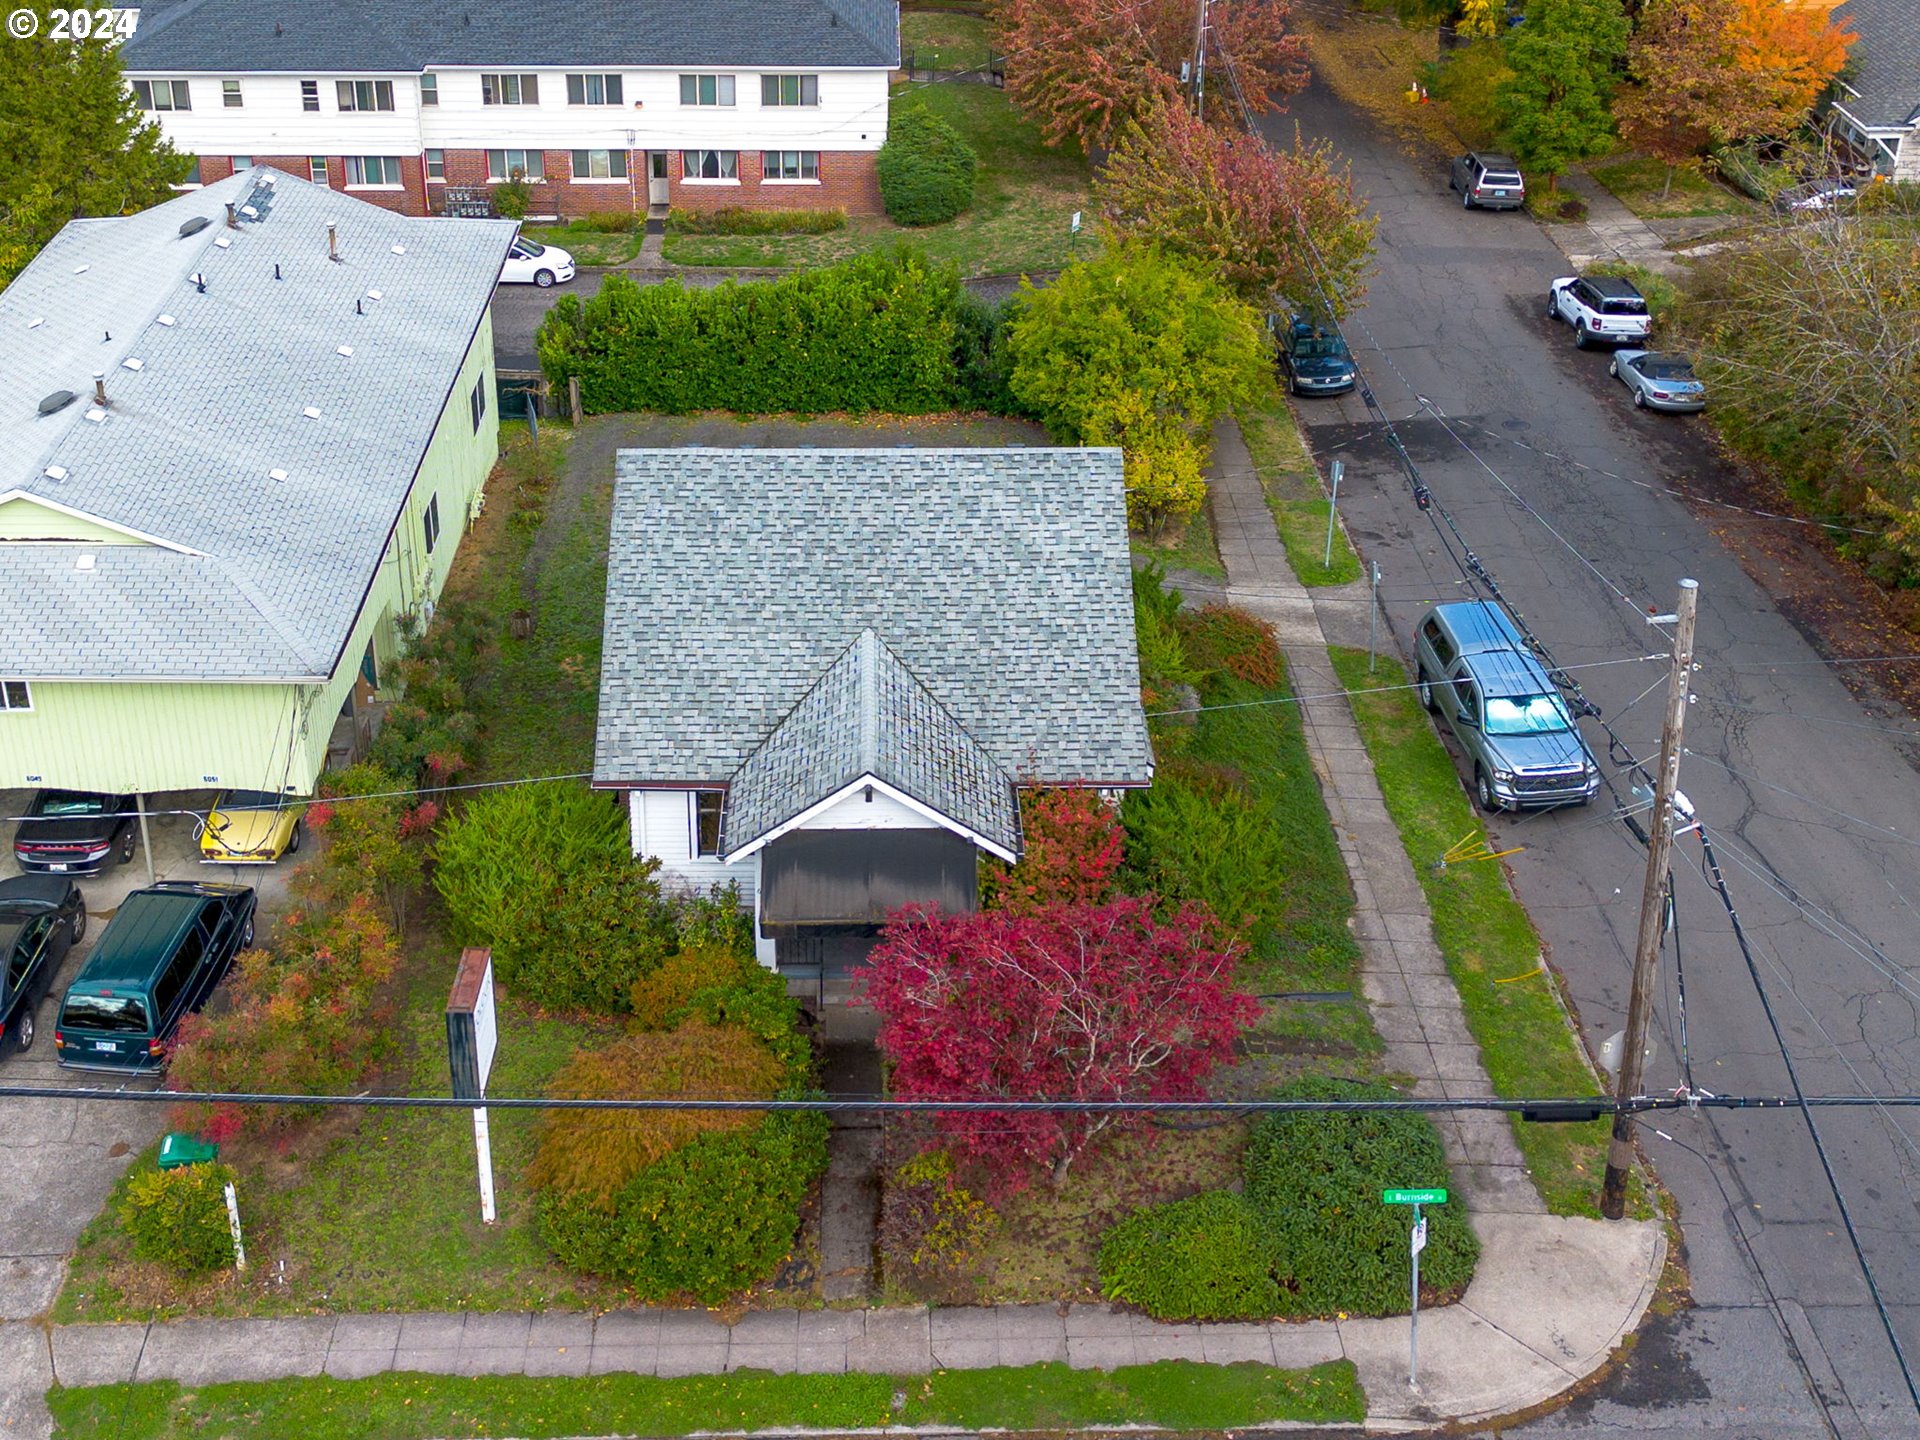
537,250,964,416
434,781,674,1012
1098,1191,1280,1321
879,1148,1000,1292
493,176,531,220
1177,605,1281,687
980,787,1125,913
951,290,1022,415
630,941,762,1030
538,1109,829,1302
309,763,428,923
878,100,978,225
1123,775,1289,941
567,212,645,233
1243,1078,1478,1316
667,206,847,235
120,1163,238,1273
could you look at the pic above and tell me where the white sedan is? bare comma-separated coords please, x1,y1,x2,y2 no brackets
500,236,575,288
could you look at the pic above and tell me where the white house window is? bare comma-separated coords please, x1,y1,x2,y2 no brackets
344,155,403,187
571,149,627,180
679,74,735,107
566,72,623,105
423,494,441,553
309,156,329,186
301,79,319,111
762,150,818,181
176,156,203,188
682,149,737,181
481,73,539,105
469,374,487,431
133,79,191,111
419,73,438,106
487,149,544,181
425,148,446,181
0,681,29,713
337,79,395,112
693,791,724,857
221,79,243,108
761,74,818,106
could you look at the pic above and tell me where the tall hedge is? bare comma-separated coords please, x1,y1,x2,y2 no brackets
878,100,978,226
536,249,963,415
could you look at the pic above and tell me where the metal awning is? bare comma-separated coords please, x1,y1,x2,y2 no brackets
759,828,978,932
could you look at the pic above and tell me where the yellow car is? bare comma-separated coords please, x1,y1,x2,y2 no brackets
197,791,308,865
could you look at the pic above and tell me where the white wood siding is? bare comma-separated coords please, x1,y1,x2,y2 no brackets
798,785,937,832
133,73,423,161
629,788,760,901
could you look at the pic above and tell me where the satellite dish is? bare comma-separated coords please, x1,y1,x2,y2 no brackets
1598,1030,1657,1083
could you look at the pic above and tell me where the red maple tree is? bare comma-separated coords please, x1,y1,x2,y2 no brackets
991,0,1309,150
860,898,1257,1187
980,787,1126,914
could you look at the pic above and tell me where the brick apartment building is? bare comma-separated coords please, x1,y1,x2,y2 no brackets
119,0,899,218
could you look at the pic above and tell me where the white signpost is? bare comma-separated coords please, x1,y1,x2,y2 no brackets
447,948,500,1224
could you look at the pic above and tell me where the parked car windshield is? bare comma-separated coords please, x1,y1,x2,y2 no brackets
1294,337,1347,358
516,239,546,258
35,793,108,817
220,790,284,811
61,994,149,1033
1485,693,1575,736
1601,297,1648,316
1641,359,1695,381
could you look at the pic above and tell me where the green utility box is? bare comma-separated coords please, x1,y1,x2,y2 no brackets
157,1132,219,1170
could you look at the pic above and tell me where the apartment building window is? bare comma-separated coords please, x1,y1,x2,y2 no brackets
344,155,403,187
761,74,818,106
337,79,395,112
682,149,737,181
486,149,544,181
419,73,438,105
133,79,191,111
176,156,203,187
425,149,446,181
222,79,243,107
422,494,441,554
1,681,31,712
762,150,818,181
566,72,623,105
692,791,724,857
231,155,255,170
481,73,539,105
301,79,319,111
678,74,734,106
308,156,329,186
571,149,627,180
469,375,487,432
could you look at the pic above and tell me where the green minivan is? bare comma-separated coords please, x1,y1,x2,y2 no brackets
54,881,256,1072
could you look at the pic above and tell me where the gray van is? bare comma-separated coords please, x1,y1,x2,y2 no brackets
1412,602,1601,812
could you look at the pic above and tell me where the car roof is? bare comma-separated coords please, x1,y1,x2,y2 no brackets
0,875,73,908
1462,649,1556,695
70,889,206,989
1472,153,1520,169
1427,601,1529,655
1581,275,1645,298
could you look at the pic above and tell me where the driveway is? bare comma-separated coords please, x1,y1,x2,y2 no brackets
1277,74,1920,1440
0,789,305,1438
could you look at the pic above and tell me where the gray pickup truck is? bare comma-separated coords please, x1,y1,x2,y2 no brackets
1412,602,1601,812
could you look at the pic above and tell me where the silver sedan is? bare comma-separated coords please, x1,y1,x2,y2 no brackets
1609,350,1705,413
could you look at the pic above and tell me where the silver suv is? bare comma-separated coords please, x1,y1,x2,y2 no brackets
1450,152,1525,210
1412,603,1601,812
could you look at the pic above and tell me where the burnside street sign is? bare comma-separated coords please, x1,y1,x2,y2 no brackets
1383,1188,1448,1205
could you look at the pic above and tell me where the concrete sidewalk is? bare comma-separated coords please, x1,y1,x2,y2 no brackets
38,1211,1660,1430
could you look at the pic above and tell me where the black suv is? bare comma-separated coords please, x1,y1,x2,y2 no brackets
12,791,137,875
1450,152,1525,210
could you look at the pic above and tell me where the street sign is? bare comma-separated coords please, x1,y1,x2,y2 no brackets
1411,1217,1428,1256
1383,1188,1448,1205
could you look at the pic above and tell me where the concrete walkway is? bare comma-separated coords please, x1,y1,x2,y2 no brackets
38,1211,1660,1429
1550,170,1681,275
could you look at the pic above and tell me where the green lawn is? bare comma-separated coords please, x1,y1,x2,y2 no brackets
1328,647,1618,1217
1588,155,1759,220
1130,502,1225,580
1239,389,1361,587
901,9,994,72
521,219,642,267
663,81,1094,276
48,1361,1364,1439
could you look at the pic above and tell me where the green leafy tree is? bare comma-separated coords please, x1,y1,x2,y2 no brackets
1493,0,1631,187
0,27,190,284
1006,244,1266,534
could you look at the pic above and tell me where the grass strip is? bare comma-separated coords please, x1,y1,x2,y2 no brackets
1587,155,1757,221
1328,646,1610,1216
48,1360,1364,1439
1131,501,1225,580
1239,389,1361,588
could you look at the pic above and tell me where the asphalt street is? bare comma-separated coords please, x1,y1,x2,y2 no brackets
1275,77,1920,1440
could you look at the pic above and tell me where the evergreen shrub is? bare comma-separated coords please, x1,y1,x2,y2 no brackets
877,101,977,225
120,1163,238,1273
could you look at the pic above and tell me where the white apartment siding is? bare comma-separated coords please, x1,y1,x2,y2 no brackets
128,67,891,163
628,787,760,902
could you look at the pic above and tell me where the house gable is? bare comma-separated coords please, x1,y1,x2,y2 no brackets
0,492,189,548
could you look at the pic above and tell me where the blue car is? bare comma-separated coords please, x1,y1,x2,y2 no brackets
1274,314,1358,397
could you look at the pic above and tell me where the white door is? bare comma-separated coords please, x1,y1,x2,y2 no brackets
648,152,670,206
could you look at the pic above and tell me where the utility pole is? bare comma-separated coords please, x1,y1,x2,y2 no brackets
1601,578,1698,1219
1191,0,1209,119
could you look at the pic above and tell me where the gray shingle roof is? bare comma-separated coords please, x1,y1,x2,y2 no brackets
1836,0,1920,129
595,448,1153,792
721,628,1021,860
0,169,517,681
123,0,898,73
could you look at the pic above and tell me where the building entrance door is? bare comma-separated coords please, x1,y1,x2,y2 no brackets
648,152,669,207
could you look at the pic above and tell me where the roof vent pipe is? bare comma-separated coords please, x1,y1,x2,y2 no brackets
92,372,107,407
224,202,238,229
326,221,339,262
